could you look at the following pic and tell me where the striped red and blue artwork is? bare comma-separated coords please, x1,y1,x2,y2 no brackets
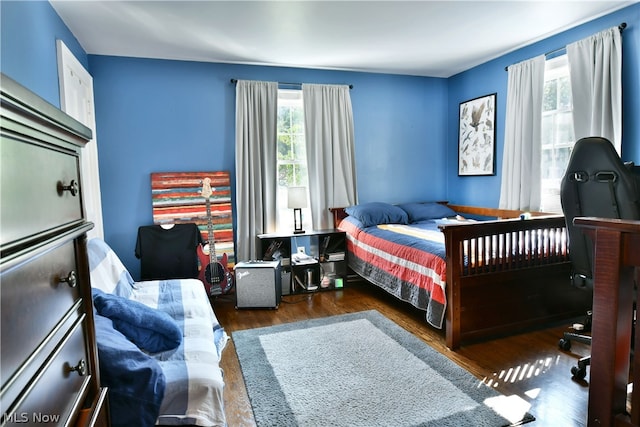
151,171,235,268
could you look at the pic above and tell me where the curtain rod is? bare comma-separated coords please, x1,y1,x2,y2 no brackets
230,78,353,89
504,22,626,71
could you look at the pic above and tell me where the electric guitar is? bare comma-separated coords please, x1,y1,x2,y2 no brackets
197,178,232,296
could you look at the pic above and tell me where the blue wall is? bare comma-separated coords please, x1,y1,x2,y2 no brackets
1,1,638,278
0,1,88,107
446,3,640,207
88,57,447,277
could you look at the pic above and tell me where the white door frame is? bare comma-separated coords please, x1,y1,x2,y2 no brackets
56,39,104,239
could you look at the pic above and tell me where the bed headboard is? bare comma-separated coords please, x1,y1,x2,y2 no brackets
329,207,348,227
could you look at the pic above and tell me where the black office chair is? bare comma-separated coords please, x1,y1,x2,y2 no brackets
558,136,640,379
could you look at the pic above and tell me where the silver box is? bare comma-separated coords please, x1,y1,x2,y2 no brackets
234,260,281,308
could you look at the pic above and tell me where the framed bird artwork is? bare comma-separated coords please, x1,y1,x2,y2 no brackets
458,93,496,176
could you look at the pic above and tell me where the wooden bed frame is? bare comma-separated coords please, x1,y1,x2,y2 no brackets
331,204,591,349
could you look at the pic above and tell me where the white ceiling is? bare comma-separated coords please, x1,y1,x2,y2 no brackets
50,0,635,78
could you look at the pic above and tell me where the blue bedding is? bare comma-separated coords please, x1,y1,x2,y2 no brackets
352,217,448,259
93,311,166,427
340,216,449,328
93,289,182,353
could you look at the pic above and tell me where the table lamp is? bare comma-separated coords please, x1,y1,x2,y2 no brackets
287,186,307,234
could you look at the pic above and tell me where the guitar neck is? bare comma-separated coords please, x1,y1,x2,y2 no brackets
205,198,217,262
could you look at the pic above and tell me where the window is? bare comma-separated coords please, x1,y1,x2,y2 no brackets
541,54,574,213
276,89,311,232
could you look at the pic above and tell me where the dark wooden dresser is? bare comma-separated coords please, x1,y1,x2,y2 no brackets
0,74,109,426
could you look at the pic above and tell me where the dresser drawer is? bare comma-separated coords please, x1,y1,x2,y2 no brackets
3,319,92,426
1,135,83,248
1,239,83,387
76,387,109,427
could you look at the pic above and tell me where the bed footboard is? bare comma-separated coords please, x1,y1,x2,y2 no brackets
440,212,590,349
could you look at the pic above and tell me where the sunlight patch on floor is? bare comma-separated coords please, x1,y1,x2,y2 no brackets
525,388,541,399
481,356,560,387
483,394,532,425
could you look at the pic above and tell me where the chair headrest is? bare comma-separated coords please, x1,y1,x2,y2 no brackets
565,137,625,175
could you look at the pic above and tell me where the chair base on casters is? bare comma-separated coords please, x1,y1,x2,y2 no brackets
558,331,592,379
571,356,591,380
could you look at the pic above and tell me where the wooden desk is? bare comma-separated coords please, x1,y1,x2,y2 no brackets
574,217,640,427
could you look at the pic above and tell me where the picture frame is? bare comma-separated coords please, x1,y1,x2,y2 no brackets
458,93,496,176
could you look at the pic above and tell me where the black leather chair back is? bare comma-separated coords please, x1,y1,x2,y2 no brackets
560,137,640,280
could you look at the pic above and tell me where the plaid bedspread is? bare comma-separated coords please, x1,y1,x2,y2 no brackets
88,238,228,426
339,217,447,328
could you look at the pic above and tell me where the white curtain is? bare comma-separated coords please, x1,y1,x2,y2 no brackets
235,80,278,261
499,55,545,211
302,84,358,230
567,26,622,154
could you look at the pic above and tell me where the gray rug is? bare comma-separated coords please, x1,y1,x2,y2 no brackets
232,310,535,427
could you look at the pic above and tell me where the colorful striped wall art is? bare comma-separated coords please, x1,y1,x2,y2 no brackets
151,171,235,267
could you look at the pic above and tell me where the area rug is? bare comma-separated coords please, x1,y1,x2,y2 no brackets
232,310,534,426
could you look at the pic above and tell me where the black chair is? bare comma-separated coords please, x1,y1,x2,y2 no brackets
558,136,640,379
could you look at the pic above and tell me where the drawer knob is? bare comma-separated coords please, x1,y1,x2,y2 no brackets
59,271,77,288
59,179,79,196
69,359,87,376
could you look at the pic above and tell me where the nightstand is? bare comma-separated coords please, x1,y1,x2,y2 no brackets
257,230,347,294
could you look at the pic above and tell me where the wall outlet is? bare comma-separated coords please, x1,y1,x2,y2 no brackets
297,246,306,254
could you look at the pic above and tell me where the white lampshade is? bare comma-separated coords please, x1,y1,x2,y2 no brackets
287,186,308,209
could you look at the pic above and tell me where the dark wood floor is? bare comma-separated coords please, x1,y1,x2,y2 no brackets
212,280,591,427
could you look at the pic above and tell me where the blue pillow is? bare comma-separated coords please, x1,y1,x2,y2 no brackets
397,202,457,223
345,202,409,227
93,289,182,353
